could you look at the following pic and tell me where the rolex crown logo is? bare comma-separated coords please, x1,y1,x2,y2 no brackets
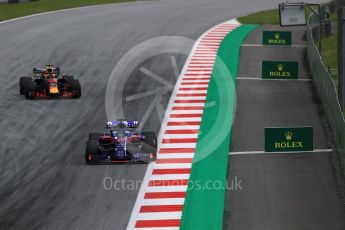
277,64,284,72
274,33,280,39
285,131,293,141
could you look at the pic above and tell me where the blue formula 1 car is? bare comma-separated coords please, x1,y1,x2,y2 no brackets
85,120,157,164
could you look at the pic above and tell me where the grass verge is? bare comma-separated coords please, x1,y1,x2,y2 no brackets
238,7,338,82
0,0,134,22
320,13,338,81
238,9,279,25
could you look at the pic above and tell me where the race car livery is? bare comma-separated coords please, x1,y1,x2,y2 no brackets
19,64,81,99
85,120,157,164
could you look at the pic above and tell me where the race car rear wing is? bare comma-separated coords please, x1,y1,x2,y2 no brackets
106,120,139,129
33,67,60,76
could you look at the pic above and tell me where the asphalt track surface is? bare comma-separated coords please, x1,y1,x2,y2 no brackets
224,25,345,230
0,1,304,229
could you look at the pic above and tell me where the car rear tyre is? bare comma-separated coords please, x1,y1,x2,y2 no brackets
142,131,157,161
86,140,99,164
64,75,74,82
70,79,81,98
25,80,36,99
19,77,32,95
142,131,157,148
89,133,103,140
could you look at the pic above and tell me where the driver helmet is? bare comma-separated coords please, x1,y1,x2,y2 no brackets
106,122,112,129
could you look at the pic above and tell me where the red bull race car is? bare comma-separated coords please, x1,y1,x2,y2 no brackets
19,64,81,99
85,120,157,164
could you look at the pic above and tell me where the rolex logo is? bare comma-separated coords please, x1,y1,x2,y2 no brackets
277,64,284,72
285,131,293,141
268,63,291,78
274,33,280,39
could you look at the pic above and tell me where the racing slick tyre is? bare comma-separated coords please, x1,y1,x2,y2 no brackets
89,133,103,140
64,75,74,82
19,77,32,95
142,131,157,148
24,80,36,99
70,79,81,98
142,131,157,161
85,140,99,164
142,144,157,161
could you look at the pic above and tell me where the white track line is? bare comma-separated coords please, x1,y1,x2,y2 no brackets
154,164,193,169
158,154,195,159
174,96,206,100
160,143,196,148
144,186,188,193
169,111,204,115
172,103,205,106
230,149,333,155
168,117,203,122
142,198,186,206
237,77,312,81
134,228,179,230
241,43,307,48
163,134,199,138
137,212,182,220
150,174,191,180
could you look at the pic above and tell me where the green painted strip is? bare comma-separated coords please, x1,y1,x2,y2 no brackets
180,24,257,230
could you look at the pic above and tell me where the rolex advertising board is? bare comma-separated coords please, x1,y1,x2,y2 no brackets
263,31,292,45
265,127,313,152
262,61,298,79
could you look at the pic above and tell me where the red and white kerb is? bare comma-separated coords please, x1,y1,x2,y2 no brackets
127,20,240,230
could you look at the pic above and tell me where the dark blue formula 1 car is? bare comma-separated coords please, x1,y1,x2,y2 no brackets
85,120,157,164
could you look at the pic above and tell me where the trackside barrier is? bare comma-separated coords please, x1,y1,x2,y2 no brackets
307,14,345,175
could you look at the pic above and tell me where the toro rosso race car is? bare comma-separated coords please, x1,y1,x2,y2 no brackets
19,64,81,99
85,120,157,164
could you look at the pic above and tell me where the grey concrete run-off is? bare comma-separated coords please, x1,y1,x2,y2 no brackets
224,25,345,230
239,26,309,79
